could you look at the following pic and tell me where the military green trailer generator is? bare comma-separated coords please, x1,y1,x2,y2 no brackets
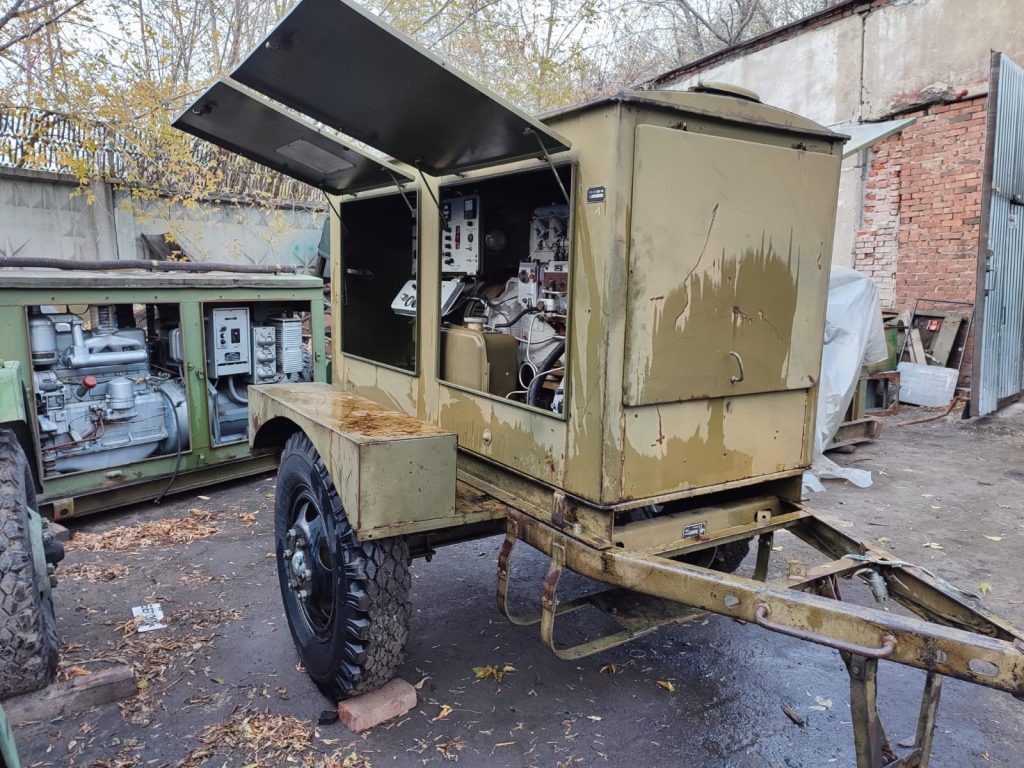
0,267,327,519
0,263,327,699
173,1,1024,765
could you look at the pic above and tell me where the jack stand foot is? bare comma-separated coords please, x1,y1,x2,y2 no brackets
845,653,943,768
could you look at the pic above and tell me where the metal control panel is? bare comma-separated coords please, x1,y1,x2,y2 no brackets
205,307,251,376
540,260,569,314
517,262,540,308
529,204,569,263
441,195,480,274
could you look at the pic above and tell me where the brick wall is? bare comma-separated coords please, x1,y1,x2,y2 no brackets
855,137,902,307
855,96,987,310
854,96,987,381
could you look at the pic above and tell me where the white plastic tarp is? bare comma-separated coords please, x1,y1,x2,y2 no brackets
805,267,888,492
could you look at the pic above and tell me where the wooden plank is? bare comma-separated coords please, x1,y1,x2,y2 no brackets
910,328,927,364
4,664,136,725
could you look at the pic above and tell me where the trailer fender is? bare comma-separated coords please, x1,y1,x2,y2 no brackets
248,383,457,540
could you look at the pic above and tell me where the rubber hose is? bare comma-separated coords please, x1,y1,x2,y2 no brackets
527,339,566,407
0,257,296,274
226,376,249,404
492,305,541,329
154,386,184,504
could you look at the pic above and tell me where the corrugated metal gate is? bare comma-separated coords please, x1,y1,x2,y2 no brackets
973,52,1024,417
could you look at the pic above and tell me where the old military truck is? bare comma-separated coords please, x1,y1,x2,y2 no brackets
176,1,1024,764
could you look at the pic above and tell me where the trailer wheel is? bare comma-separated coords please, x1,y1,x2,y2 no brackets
633,505,751,574
0,429,59,698
275,433,411,700
710,538,751,574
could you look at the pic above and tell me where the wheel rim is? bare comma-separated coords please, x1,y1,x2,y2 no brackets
285,489,335,635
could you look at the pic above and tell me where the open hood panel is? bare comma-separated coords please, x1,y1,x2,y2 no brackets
231,0,570,176
174,79,412,195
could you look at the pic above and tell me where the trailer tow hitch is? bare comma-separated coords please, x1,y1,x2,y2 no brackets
497,507,1024,768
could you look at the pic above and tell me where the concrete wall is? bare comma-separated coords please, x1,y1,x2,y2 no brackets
862,0,1024,119
658,0,1024,278
0,167,326,270
664,0,1024,122
667,15,864,127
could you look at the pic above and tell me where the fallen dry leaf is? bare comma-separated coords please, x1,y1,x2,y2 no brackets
178,709,314,767
656,680,676,693
599,663,618,675
979,582,993,595
61,562,130,583
414,675,431,689
781,702,805,727
67,509,217,552
435,736,466,761
984,535,1004,542
809,696,833,712
432,704,453,722
473,664,516,683
922,542,944,550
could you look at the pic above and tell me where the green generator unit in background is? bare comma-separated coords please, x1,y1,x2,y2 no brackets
0,265,327,519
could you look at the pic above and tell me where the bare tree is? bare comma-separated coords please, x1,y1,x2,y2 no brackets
0,0,88,54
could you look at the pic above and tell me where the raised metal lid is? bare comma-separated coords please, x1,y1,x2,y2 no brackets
232,0,570,176
174,79,412,195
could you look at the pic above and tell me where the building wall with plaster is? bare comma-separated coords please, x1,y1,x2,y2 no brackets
652,0,1023,319
0,167,325,271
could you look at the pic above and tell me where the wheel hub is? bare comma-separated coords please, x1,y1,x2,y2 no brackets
283,492,336,634
285,528,313,599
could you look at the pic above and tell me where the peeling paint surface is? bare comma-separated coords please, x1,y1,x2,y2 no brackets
621,390,808,499
255,383,447,441
624,125,837,406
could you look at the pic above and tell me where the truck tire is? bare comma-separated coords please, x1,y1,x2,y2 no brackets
710,538,751,574
274,432,411,700
632,505,751,574
0,429,59,699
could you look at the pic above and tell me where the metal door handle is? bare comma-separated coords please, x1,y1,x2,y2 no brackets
755,603,897,658
729,351,744,383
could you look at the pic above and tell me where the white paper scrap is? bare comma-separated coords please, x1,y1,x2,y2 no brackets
132,603,167,632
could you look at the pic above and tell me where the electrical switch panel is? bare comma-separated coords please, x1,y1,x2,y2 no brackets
441,195,480,274
540,260,569,314
205,307,251,377
517,262,540,308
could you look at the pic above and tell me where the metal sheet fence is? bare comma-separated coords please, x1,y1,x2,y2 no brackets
976,53,1024,416
0,105,319,205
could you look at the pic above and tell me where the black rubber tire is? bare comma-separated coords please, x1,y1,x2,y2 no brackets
0,429,59,698
711,538,752,574
275,432,411,700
